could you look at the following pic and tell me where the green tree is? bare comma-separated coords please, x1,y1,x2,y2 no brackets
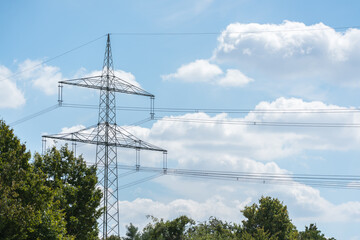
0,120,72,239
186,217,241,240
34,145,103,240
123,223,141,240
106,236,121,240
141,215,194,240
299,224,335,240
241,227,279,240
241,196,298,240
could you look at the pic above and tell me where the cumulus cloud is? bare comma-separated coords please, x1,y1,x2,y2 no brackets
162,59,252,87
64,97,360,234
218,69,254,87
121,97,360,226
162,59,222,82
60,124,86,134
118,182,360,233
119,196,247,230
65,96,360,168
0,65,25,108
18,59,64,95
121,196,242,221
213,20,360,85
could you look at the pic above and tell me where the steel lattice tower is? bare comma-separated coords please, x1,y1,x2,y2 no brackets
43,34,167,239
97,34,120,237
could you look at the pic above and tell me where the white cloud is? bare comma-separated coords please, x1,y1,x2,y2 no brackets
162,59,222,82
119,196,247,231
218,69,253,87
162,59,252,87
123,97,360,225
56,96,360,174
275,183,360,223
0,65,26,108
65,97,360,234
67,96,360,167
213,21,360,85
18,59,64,95
60,124,86,134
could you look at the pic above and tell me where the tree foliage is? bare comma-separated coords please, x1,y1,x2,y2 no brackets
0,120,102,239
298,224,335,240
123,223,141,240
186,217,241,240
123,196,335,240
242,196,297,239
0,120,71,239
141,215,194,240
34,145,103,240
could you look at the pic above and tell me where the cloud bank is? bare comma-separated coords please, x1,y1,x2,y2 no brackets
214,20,360,85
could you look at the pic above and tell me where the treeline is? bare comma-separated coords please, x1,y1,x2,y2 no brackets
0,120,335,240
115,196,335,240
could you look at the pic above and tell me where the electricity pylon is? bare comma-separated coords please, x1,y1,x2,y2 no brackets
43,34,167,239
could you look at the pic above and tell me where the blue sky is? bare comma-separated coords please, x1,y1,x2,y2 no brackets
2,0,360,239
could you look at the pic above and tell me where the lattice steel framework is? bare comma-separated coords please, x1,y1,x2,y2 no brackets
43,34,167,239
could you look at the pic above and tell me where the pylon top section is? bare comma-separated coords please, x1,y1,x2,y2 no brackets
102,34,115,78
58,34,154,98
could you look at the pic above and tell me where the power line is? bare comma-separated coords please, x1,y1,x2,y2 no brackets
10,102,360,128
124,117,153,128
118,173,164,190
110,164,360,190
118,170,137,178
153,116,360,128
7,105,151,128
61,103,360,114
9,104,59,126
110,25,360,36
0,34,106,83
60,102,360,128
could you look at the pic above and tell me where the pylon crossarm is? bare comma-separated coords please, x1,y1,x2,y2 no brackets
112,76,154,97
60,75,154,97
42,124,166,152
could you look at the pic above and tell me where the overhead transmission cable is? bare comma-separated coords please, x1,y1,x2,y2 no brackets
59,102,360,128
153,116,360,128
9,104,60,126
106,164,360,190
61,102,360,114
110,25,360,36
0,34,106,83
12,102,360,128
118,173,164,190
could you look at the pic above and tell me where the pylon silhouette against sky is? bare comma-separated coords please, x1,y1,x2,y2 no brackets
43,34,167,239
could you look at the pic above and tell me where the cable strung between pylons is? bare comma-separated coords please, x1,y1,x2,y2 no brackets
92,164,360,190
9,104,60,126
